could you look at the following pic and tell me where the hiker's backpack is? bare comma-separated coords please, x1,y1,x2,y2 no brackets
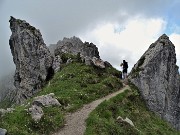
124,62,128,69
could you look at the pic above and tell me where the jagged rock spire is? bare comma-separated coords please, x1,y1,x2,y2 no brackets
9,16,54,103
54,36,100,59
128,34,180,130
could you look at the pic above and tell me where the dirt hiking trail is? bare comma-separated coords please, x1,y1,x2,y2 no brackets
52,85,129,135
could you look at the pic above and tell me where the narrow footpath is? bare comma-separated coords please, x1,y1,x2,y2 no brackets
53,85,129,135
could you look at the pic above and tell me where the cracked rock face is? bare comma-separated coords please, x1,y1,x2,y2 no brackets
9,16,54,103
129,34,180,130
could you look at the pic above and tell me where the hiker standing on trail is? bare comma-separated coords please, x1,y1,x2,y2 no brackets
120,60,128,79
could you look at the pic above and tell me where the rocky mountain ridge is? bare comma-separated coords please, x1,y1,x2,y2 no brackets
54,36,100,59
6,16,180,131
8,17,107,103
52,36,107,69
129,34,180,130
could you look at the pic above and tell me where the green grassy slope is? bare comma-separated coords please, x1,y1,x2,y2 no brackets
0,55,123,135
85,84,180,135
39,62,123,112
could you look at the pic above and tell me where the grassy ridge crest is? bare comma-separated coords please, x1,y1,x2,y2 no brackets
0,56,123,135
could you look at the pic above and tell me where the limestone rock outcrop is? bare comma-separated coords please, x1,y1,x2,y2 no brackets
53,36,107,68
52,55,62,72
9,16,54,103
54,36,100,59
129,34,180,130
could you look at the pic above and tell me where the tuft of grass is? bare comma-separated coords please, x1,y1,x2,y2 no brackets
85,84,180,135
0,105,64,135
0,105,37,135
28,106,64,135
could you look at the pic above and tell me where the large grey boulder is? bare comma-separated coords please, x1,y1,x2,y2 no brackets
9,16,54,103
28,93,61,121
32,93,61,107
129,34,180,130
91,57,105,69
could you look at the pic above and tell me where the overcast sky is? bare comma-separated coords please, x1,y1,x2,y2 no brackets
0,0,180,78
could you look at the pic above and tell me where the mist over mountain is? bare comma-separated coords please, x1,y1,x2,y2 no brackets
0,49,15,101
0,71,15,101
0,0,180,84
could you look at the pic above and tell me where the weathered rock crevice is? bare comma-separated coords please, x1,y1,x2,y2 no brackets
129,34,180,130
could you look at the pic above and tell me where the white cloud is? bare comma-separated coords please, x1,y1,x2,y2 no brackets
80,17,167,71
1,0,179,78
170,33,180,67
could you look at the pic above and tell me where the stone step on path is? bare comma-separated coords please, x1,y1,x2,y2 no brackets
52,85,129,135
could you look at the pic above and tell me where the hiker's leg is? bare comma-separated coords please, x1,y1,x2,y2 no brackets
122,72,125,79
123,73,127,79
